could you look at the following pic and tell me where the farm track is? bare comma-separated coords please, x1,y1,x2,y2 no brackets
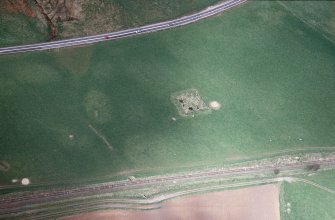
25,178,280,220
1,157,334,218
0,147,333,191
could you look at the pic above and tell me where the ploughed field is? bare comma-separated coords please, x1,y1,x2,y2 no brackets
1,1,335,185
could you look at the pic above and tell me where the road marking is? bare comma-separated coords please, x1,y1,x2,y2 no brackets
0,0,247,55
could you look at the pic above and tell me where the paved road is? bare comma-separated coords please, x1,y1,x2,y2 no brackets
29,178,281,220
1,157,334,218
11,176,335,220
0,0,247,55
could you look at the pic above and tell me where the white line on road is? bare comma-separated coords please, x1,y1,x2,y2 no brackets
0,0,247,55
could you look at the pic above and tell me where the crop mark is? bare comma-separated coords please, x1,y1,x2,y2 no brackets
88,124,113,150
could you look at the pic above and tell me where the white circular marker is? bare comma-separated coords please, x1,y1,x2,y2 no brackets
21,178,30,185
69,134,75,140
209,101,221,110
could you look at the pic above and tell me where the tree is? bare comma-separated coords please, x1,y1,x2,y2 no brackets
274,168,280,175
306,164,320,171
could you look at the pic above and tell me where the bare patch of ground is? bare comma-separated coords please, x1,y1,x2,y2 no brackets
64,184,280,220
3,0,36,17
37,0,84,22
172,89,210,117
35,0,123,39
34,0,57,40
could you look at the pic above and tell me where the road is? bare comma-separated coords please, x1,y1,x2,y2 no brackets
0,157,334,218
30,177,335,220
0,0,247,55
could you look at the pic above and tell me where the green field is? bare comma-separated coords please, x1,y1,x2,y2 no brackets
81,0,221,29
280,1,335,44
0,0,221,46
303,169,335,191
1,1,335,185
0,3,48,47
57,0,223,40
281,170,335,220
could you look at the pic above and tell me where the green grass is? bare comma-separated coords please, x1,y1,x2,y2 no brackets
60,0,223,39
303,169,335,191
281,180,335,220
280,1,335,44
1,1,335,185
0,0,222,46
0,5,48,47
110,0,221,27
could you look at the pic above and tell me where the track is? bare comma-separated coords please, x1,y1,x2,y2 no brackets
28,177,335,220
1,157,334,218
21,178,281,220
0,0,247,55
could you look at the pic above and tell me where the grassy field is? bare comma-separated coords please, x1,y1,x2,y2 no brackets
1,1,335,185
108,0,221,27
0,2,48,47
303,169,335,191
281,178,335,220
280,169,335,220
0,0,221,46
280,1,335,44
56,0,223,39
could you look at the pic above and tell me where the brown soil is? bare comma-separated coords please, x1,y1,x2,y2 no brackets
64,184,280,220
34,0,57,40
3,0,36,17
38,0,84,22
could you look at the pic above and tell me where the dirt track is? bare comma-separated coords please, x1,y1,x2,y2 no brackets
65,184,280,220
